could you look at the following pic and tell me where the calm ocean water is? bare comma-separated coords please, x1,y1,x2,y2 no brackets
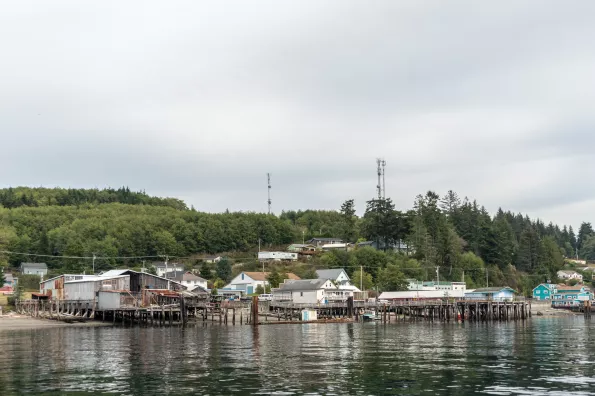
1,317,594,395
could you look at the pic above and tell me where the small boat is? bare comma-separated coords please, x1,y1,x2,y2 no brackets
362,311,381,321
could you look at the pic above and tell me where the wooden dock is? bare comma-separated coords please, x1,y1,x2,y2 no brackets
15,297,535,326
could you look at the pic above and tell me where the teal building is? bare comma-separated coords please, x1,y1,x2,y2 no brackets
532,283,556,301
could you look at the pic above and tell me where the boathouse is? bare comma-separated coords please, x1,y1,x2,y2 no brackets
464,287,516,302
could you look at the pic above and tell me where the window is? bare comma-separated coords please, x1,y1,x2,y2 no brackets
241,274,244,280
300,292,303,297
535,290,540,294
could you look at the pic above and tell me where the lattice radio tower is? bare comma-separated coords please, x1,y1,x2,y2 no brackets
267,173,272,214
376,158,386,199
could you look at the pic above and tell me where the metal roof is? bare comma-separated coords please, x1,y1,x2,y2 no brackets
316,269,348,281
277,279,329,291
466,287,515,294
21,262,47,269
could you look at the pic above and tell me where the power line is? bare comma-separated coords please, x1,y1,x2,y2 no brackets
0,250,172,260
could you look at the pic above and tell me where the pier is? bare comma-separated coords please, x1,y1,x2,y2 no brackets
16,297,534,325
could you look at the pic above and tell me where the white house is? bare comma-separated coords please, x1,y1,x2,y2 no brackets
154,262,184,278
170,271,208,290
222,271,301,295
20,262,48,276
272,279,353,304
557,270,583,282
316,269,361,292
203,256,222,264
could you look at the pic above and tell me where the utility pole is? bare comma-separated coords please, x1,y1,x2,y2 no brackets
462,270,465,283
92,254,96,274
165,255,169,278
486,268,489,287
436,266,440,284
360,265,363,291
302,230,305,245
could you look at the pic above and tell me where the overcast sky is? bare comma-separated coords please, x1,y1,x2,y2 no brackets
1,1,595,228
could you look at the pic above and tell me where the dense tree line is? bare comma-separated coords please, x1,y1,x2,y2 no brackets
0,187,589,295
0,187,186,210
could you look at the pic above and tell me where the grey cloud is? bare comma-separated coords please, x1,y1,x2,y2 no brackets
1,1,595,227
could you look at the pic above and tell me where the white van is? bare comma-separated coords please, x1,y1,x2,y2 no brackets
259,294,273,301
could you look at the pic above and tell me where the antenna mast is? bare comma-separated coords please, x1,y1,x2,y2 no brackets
381,159,386,199
267,173,272,214
376,158,382,199
376,158,386,199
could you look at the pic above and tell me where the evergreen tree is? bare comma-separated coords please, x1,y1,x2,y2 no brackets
339,199,357,242
515,227,539,272
577,222,594,252
216,258,231,282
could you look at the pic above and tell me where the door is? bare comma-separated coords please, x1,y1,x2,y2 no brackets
247,286,253,294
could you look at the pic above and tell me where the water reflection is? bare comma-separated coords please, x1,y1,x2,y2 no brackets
1,318,595,395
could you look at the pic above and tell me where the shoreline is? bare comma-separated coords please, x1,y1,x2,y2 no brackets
0,315,112,331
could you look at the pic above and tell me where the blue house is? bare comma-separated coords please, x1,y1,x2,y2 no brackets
465,287,516,302
551,285,593,308
532,283,557,301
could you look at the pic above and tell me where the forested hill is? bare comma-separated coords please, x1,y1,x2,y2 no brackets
0,187,593,294
0,187,186,210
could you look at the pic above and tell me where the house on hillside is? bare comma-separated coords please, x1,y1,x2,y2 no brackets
272,278,353,304
557,270,583,282
307,238,343,248
202,256,222,264
356,240,411,253
287,244,316,253
551,285,592,308
3,273,15,287
316,269,360,292
321,243,354,252
221,271,301,296
464,287,516,302
154,262,184,278
169,271,208,290
20,263,48,276
258,252,298,261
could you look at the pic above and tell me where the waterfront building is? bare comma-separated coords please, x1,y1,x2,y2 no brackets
316,269,361,292
532,283,557,300
378,290,455,301
551,285,592,308
221,271,301,295
272,278,353,304
20,262,48,276
464,287,516,301
557,270,583,282
40,270,185,300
